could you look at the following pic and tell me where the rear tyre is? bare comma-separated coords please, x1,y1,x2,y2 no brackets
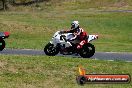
44,43,59,56
79,43,95,58
0,39,5,51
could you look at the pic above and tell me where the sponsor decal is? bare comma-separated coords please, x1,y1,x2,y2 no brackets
76,66,131,85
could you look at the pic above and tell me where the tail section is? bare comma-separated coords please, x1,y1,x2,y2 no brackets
0,32,10,39
88,35,98,42
4,32,10,38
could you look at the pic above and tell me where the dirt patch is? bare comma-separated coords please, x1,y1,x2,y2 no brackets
8,65,18,73
0,60,7,69
112,1,128,7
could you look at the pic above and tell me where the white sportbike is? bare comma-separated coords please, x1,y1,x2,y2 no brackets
44,31,98,58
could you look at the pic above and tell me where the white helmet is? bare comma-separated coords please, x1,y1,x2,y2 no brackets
71,21,79,29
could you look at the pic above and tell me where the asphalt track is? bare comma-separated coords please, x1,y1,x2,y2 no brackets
0,49,132,62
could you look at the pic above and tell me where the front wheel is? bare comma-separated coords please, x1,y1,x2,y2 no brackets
44,43,59,56
0,39,5,51
79,43,95,58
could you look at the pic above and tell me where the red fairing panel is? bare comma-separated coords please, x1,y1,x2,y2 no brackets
4,32,10,38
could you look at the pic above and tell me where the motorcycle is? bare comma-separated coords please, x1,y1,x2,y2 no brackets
0,32,10,51
44,31,98,58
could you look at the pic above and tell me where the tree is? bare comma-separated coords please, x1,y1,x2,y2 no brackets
1,0,6,10
12,0,48,6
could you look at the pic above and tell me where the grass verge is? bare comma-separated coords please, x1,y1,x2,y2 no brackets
0,55,132,88
0,11,132,52
0,0,132,52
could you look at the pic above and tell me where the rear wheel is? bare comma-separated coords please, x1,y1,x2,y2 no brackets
44,43,59,56
0,39,5,51
79,43,95,58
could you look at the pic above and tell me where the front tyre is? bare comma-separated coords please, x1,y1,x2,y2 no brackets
0,39,5,51
44,43,59,56
79,43,95,58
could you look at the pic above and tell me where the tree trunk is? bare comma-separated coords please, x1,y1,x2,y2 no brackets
2,0,5,10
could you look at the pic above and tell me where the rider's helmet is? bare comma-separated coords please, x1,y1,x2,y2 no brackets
71,21,79,30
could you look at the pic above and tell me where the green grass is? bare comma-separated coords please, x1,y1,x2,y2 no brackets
0,11,132,52
0,55,131,88
0,0,132,52
0,1,132,88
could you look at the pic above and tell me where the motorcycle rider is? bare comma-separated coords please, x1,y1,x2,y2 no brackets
60,21,88,51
